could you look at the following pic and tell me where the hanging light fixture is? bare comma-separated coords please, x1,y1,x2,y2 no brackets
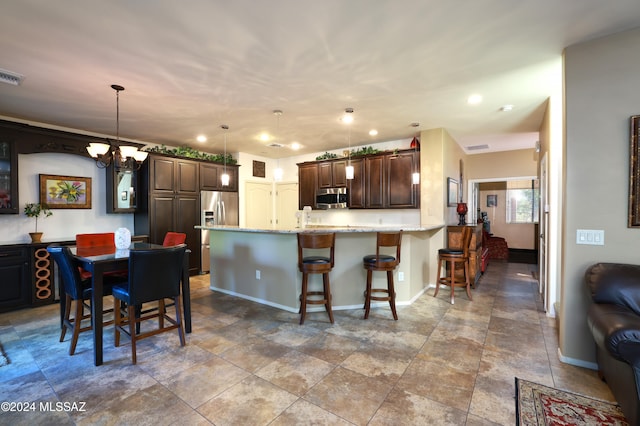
410,122,420,185
344,108,354,180
221,124,230,186
273,110,283,182
86,84,148,170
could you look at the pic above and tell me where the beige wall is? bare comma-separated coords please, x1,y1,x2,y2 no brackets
562,26,640,365
466,149,538,180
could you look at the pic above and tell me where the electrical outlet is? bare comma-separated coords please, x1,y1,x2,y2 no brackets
256,270,261,280
398,272,404,282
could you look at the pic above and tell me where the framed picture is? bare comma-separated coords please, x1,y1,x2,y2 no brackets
39,174,91,209
630,115,640,227
447,178,458,206
487,194,498,207
253,160,265,178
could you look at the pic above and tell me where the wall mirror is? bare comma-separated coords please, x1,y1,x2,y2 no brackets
107,165,138,213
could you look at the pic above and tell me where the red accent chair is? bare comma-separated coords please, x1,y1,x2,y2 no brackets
75,233,128,279
163,232,187,247
482,230,509,261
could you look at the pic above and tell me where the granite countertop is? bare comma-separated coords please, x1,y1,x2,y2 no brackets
196,224,443,234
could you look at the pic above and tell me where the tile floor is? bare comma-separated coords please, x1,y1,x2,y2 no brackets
0,261,614,425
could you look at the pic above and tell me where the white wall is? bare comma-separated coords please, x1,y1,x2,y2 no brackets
0,152,133,244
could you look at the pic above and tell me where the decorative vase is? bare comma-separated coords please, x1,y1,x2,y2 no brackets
114,227,131,249
456,203,468,225
29,232,43,243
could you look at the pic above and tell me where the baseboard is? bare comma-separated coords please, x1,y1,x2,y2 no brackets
557,347,599,370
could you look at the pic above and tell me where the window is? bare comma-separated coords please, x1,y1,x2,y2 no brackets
506,179,539,223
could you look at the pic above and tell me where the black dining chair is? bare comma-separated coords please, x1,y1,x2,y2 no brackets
47,244,124,355
112,244,187,364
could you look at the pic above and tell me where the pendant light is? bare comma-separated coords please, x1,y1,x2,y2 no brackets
221,124,230,186
273,110,283,182
411,122,420,185
344,108,354,180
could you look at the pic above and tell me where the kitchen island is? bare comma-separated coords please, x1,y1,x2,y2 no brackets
198,224,444,314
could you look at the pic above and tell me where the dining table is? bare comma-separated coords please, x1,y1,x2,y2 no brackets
67,242,191,366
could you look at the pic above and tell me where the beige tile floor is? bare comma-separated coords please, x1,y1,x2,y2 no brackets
0,261,614,425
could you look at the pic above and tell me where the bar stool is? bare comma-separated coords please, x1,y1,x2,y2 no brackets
297,232,336,325
434,226,473,304
363,231,403,320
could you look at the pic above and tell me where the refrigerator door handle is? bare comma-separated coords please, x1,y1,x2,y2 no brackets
221,201,226,225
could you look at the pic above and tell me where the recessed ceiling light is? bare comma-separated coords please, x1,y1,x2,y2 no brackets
341,108,354,124
259,133,270,142
369,129,378,136
290,142,301,150
467,94,482,105
196,135,207,143
500,105,514,112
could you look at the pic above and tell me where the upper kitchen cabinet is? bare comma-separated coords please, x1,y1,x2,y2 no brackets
0,140,18,214
200,162,239,192
318,160,347,188
298,163,317,210
386,151,419,208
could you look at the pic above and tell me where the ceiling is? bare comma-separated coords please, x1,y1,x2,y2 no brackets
1,1,640,159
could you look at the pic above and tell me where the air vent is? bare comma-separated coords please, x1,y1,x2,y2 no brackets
0,68,24,86
268,143,283,148
466,144,489,151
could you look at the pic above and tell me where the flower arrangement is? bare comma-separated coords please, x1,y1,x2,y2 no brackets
48,180,85,203
24,202,53,233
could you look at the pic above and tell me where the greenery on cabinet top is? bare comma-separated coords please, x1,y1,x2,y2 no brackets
313,147,417,162
145,145,237,165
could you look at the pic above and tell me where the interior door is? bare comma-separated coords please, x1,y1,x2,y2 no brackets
245,181,273,229
276,182,299,229
539,153,549,311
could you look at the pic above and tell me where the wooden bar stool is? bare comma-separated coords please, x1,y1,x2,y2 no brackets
363,231,402,320
434,226,473,304
297,233,336,325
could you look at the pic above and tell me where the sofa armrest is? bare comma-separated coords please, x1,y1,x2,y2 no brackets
588,303,640,363
585,263,640,315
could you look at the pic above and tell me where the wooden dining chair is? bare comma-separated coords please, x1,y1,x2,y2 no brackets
47,244,124,355
113,245,187,364
434,226,474,304
363,231,403,320
297,233,336,325
75,233,127,279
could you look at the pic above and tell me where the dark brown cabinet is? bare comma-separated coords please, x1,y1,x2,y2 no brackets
298,163,318,210
200,162,239,192
135,154,201,274
0,140,18,214
0,246,30,312
298,149,419,210
318,160,347,188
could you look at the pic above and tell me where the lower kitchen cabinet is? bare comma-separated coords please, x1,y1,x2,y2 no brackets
0,246,31,312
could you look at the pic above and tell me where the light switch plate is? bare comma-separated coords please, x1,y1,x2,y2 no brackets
576,229,604,245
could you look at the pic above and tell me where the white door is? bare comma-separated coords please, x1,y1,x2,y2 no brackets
276,182,299,229
539,153,549,311
245,181,273,229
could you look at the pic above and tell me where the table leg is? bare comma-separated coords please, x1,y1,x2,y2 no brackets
182,250,191,333
92,266,104,366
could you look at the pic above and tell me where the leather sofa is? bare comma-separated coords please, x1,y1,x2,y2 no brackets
585,262,640,425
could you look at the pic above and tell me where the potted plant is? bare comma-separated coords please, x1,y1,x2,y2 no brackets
24,202,53,243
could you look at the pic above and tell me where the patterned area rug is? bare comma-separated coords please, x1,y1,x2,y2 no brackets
516,378,628,425
0,343,9,367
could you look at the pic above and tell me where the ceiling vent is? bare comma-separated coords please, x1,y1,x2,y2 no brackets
0,68,24,86
466,144,489,151
268,143,283,148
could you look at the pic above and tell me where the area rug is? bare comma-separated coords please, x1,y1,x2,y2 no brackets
0,343,9,367
516,377,628,425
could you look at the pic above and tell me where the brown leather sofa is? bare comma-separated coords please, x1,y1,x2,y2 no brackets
585,262,640,425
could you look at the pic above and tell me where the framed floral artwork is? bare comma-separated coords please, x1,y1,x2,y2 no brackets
39,174,91,209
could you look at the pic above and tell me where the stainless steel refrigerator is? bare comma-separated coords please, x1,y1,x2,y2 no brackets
200,191,239,273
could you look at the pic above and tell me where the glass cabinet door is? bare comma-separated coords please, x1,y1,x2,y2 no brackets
0,140,18,214
106,164,138,213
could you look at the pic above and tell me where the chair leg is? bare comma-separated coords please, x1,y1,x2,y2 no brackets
434,258,443,298
387,270,398,320
158,299,165,329
449,260,456,305
323,273,334,324
60,294,72,342
364,269,373,319
173,296,186,346
299,273,308,325
69,298,84,355
114,297,121,348
464,260,473,301
127,305,137,364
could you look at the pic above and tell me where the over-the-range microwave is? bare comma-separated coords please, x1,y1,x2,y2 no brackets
316,187,348,209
